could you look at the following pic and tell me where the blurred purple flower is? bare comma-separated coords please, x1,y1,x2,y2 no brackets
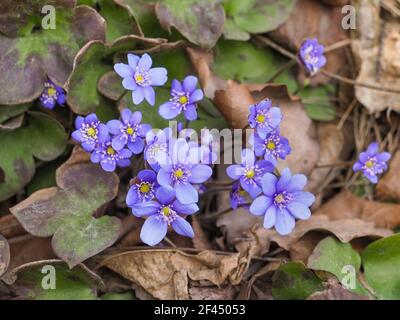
157,138,213,205
226,149,274,199
72,113,108,152
90,135,132,172
249,168,315,235
252,130,291,166
127,169,157,210
248,100,282,139
353,142,391,184
114,53,168,106
144,128,172,171
299,38,326,76
230,182,248,210
107,109,151,154
159,76,204,121
134,186,198,246
39,80,66,109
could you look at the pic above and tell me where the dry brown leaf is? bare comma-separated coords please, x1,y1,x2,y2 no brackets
267,0,349,85
376,151,400,201
315,189,400,229
102,249,248,300
191,216,213,251
218,207,392,257
189,285,237,300
352,1,400,112
307,286,369,300
0,214,25,239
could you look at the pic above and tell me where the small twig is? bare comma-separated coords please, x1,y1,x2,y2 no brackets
320,69,400,94
337,98,357,131
266,60,297,83
315,161,353,169
324,39,352,53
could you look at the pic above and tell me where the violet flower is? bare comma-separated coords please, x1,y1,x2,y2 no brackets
298,38,326,76
249,168,315,235
126,169,157,210
39,80,66,109
252,130,291,166
353,142,391,184
248,100,282,139
134,186,198,246
72,114,108,152
159,75,204,121
114,53,168,106
90,135,132,172
107,109,151,153
226,149,274,198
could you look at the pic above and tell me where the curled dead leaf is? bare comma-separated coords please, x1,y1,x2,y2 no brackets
307,286,369,300
315,189,400,229
102,249,249,300
376,151,400,201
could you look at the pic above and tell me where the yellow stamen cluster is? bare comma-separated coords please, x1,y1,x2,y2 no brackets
161,207,171,216
365,160,374,169
47,87,57,97
256,114,265,123
179,95,188,104
140,183,150,193
126,127,134,135
86,127,96,137
275,194,284,203
174,169,184,178
266,141,276,150
245,169,255,179
107,146,115,155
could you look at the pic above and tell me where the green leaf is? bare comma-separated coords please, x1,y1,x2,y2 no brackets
98,0,141,42
223,0,295,34
362,234,400,300
154,0,225,49
272,262,324,300
214,40,295,84
308,236,367,295
0,112,67,202
10,153,122,267
0,104,31,124
222,19,250,41
299,85,336,121
101,292,135,300
11,260,104,300
0,3,106,105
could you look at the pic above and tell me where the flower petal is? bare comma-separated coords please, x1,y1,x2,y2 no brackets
287,201,311,220
171,216,194,238
149,67,168,86
112,135,127,150
188,165,212,183
293,191,315,207
184,104,197,121
121,108,133,123
286,174,307,192
128,138,144,154
157,169,173,186
138,169,157,182
127,54,139,70
140,215,167,246
263,205,277,229
159,101,181,119
114,63,133,78
122,77,137,90
132,87,144,104
176,183,198,205
143,86,155,106
261,173,277,196
126,186,139,206
156,186,175,204
131,201,160,217
138,53,152,71
189,89,204,103
226,164,242,180
274,209,295,235
182,75,198,93
172,200,199,215
107,119,122,135
249,195,271,216
276,168,292,192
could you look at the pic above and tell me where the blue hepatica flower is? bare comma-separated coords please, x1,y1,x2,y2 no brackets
353,142,391,184
159,75,204,121
157,138,213,205
114,53,168,106
144,128,172,171
107,109,151,154
299,38,327,76
252,130,291,166
226,149,274,199
230,182,248,210
250,168,315,235
134,186,198,246
91,135,132,172
127,169,157,210
248,100,282,139
39,80,66,109
72,113,108,152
